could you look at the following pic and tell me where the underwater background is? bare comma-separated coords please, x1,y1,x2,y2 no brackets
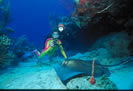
0,0,133,90
10,0,74,47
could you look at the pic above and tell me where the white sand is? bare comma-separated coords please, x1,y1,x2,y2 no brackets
0,60,67,89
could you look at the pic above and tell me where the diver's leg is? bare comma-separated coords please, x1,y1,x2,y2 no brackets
33,49,41,56
38,47,53,59
47,48,57,62
36,49,49,64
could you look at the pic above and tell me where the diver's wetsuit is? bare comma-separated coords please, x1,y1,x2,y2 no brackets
35,38,67,59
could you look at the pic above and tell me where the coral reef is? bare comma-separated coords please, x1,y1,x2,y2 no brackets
52,0,133,54
0,0,11,33
72,0,113,28
0,35,16,68
91,32,130,58
0,35,12,46
13,35,35,59
104,32,130,58
66,75,117,89
0,0,16,69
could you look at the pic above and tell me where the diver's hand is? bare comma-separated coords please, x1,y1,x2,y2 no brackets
62,61,67,65
49,41,54,47
62,59,68,65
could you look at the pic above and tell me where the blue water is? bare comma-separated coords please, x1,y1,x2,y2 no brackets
1,0,133,89
9,0,75,47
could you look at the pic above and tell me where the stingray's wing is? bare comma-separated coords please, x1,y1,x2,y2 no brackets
54,63,86,85
54,59,111,85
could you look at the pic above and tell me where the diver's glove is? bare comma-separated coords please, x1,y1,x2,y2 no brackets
62,58,68,65
49,41,55,47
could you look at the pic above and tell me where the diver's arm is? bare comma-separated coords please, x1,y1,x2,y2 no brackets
60,45,68,65
57,40,67,59
59,45,67,59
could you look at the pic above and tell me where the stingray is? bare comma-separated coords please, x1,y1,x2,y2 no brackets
54,59,111,85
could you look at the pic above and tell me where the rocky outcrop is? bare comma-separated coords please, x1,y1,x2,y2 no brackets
50,0,133,54
0,35,16,69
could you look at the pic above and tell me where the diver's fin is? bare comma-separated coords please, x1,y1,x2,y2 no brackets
23,51,34,58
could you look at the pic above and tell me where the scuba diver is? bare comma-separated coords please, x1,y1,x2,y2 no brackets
23,24,68,64
33,31,68,64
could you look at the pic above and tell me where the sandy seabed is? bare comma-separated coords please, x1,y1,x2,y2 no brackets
0,57,133,90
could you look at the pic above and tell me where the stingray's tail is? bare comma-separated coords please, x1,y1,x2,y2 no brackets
103,56,133,67
89,58,96,85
